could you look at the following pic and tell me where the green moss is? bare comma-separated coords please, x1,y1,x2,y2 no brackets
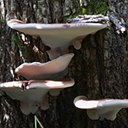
11,33,28,57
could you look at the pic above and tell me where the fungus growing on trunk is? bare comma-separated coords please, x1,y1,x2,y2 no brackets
15,53,74,80
7,19,107,59
0,79,74,115
74,96,128,121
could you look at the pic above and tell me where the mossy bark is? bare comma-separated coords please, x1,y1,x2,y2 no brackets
0,0,128,128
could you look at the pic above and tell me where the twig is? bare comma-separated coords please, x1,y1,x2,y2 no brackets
34,115,44,128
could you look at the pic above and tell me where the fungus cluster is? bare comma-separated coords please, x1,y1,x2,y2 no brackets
0,53,74,115
4,18,110,117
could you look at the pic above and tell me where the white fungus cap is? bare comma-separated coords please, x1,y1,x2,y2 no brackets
0,79,74,115
15,53,74,80
74,96,128,121
7,19,107,58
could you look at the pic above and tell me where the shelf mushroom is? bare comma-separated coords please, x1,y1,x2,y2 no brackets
15,53,74,80
7,19,107,59
0,79,74,115
74,96,128,121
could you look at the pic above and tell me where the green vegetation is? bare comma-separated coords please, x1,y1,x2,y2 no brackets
11,33,28,57
78,0,108,15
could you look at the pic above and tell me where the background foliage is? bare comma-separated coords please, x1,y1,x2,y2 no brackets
78,0,108,15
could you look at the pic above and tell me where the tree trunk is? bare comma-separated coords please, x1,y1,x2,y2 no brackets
0,0,128,128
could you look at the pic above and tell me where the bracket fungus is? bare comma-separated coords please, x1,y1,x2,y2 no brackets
15,53,74,80
74,96,128,121
7,19,107,59
0,79,74,115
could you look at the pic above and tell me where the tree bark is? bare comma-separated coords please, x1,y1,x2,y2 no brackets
0,0,128,128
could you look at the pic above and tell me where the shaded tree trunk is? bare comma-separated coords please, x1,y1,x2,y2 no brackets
0,0,128,128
